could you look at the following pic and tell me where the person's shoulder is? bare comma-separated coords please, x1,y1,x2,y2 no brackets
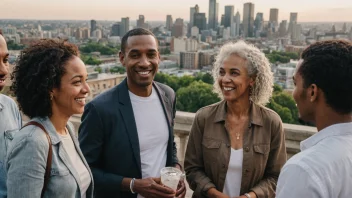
8,123,49,154
196,100,223,118
255,103,282,124
0,94,18,108
154,81,175,95
89,85,119,106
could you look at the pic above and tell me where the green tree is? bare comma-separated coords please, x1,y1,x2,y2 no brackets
273,84,283,93
94,66,102,73
80,43,118,55
176,81,220,112
195,73,214,85
272,92,299,123
110,66,126,74
7,40,25,50
266,98,294,124
81,55,102,65
178,75,195,88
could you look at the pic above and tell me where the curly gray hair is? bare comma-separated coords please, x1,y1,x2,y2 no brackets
212,40,274,105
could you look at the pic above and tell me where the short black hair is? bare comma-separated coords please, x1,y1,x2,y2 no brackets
299,40,352,114
11,39,79,118
120,28,158,53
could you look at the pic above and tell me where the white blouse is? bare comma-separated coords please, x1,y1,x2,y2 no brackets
223,148,243,197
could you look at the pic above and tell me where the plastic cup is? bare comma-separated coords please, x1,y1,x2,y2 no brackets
160,167,182,191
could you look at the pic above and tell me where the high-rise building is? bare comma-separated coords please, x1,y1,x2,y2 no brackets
269,8,279,27
166,15,173,31
82,28,90,39
137,15,145,28
90,20,97,35
291,23,302,41
220,15,225,26
342,22,347,33
233,11,241,37
120,17,130,37
288,12,298,35
75,28,83,40
194,13,207,31
111,23,121,36
254,12,264,36
224,6,234,28
349,27,352,40
190,5,199,28
191,26,200,37
172,18,185,38
180,51,199,69
279,20,287,37
243,3,255,37
208,0,219,30
92,29,102,39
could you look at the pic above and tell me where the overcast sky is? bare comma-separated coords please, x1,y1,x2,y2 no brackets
2,0,352,22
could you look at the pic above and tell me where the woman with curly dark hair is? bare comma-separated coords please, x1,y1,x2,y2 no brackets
6,39,93,198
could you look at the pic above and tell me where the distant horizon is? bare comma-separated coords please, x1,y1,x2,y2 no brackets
2,0,352,23
2,18,352,24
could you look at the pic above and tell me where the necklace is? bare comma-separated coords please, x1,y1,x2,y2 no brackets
236,132,240,140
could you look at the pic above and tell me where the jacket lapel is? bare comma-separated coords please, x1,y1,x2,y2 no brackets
153,83,172,127
118,79,142,175
36,117,82,193
57,139,82,190
67,124,94,197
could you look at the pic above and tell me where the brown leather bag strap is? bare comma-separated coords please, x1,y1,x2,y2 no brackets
23,121,52,198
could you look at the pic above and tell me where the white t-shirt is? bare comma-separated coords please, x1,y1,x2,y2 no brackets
60,133,91,198
223,148,243,197
129,87,169,198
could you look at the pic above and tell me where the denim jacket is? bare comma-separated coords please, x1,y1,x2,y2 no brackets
0,94,22,198
5,117,94,198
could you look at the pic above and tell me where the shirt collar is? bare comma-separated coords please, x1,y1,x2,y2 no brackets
213,100,263,126
300,122,352,151
0,94,5,111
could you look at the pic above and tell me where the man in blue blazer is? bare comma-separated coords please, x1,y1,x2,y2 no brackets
79,28,186,198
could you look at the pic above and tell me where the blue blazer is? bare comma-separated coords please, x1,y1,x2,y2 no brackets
79,79,179,198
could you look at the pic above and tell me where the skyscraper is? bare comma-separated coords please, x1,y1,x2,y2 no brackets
291,23,302,41
224,6,234,28
166,15,173,31
342,22,347,33
172,18,185,38
208,0,219,30
90,20,97,35
137,15,145,28
269,8,279,27
279,20,287,37
111,23,120,36
243,3,255,37
120,17,130,37
254,12,264,36
190,5,199,28
233,11,241,37
288,12,298,35
194,13,207,31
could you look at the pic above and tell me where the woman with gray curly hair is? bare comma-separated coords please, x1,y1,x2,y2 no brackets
185,41,287,198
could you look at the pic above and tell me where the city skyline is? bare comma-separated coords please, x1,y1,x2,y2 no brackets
2,0,352,22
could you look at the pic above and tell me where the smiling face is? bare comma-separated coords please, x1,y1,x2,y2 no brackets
218,54,255,102
0,35,9,91
51,56,90,117
119,35,160,96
